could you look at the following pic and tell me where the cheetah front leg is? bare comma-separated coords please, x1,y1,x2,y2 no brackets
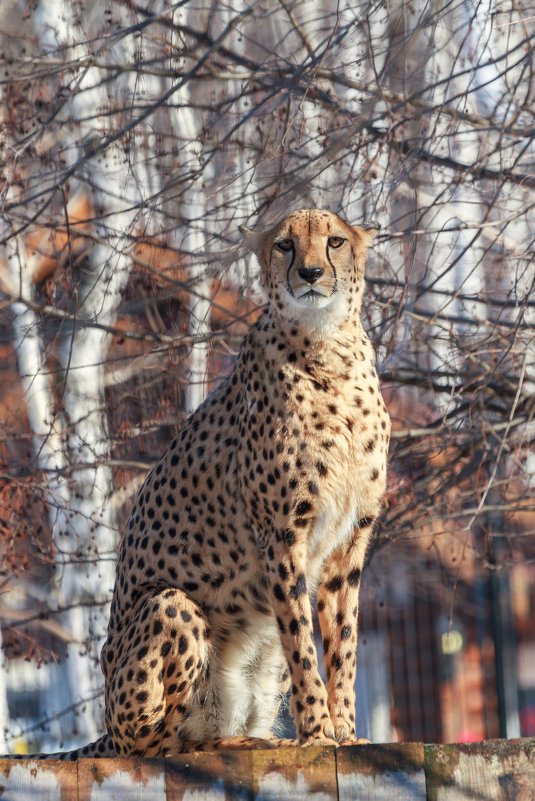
317,521,374,743
265,538,337,746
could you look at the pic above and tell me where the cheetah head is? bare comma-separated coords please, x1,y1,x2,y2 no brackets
241,209,380,336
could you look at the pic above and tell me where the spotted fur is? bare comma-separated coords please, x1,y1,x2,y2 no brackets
17,209,390,759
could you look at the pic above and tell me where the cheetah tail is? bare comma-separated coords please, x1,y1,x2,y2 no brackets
2,733,115,761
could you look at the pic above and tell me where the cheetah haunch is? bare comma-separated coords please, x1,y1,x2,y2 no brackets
39,209,391,759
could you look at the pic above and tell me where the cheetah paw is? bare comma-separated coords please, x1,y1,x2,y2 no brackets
338,736,372,746
300,736,339,748
299,721,338,747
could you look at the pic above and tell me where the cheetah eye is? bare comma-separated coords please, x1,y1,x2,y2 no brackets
275,239,294,252
328,236,345,249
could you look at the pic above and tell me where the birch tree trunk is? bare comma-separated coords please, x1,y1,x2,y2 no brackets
9,0,163,741
0,628,9,752
4,229,79,739
166,5,215,414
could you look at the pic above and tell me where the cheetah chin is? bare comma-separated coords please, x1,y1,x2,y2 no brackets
12,208,389,760
282,285,348,337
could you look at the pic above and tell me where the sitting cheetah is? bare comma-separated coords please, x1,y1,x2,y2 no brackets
25,208,391,759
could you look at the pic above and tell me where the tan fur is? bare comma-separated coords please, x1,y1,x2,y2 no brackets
34,209,390,760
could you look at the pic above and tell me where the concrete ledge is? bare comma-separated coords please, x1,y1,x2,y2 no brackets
0,738,533,800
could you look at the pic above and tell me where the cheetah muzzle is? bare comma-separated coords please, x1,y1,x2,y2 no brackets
24,209,391,760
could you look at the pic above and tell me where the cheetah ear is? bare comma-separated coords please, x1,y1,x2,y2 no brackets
239,224,265,254
352,220,381,247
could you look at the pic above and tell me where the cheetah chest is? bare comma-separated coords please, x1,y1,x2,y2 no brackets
240,328,389,586
306,448,383,583
289,397,387,583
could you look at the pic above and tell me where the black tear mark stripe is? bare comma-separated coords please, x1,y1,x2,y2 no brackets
325,241,338,293
285,247,296,296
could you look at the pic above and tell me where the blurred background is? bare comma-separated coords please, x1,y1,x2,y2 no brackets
0,0,533,753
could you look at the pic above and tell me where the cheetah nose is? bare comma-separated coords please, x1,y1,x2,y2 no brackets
298,266,324,284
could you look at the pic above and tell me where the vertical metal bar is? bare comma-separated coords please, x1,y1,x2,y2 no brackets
489,535,521,739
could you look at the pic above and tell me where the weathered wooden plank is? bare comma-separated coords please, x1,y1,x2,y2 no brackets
77,757,165,801
0,758,78,801
3,737,535,800
252,745,337,801
336,743,426,801
425,738,535,801
166,750,253,801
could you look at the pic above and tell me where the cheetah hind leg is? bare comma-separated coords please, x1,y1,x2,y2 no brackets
105,587,211,758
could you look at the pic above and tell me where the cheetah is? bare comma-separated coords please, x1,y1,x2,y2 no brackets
21,209,391,759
